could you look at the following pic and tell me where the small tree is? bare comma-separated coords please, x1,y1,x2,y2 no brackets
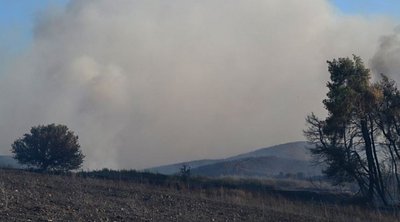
11,124,84,172
179,164,191,181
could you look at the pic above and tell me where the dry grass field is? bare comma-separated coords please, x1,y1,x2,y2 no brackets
0,169,399,222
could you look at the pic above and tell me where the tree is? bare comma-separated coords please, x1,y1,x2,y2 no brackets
305,55,400,205
11,124,84,172
179,164,191,181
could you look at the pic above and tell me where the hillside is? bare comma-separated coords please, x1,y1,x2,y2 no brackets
0,169,396,222
226,141,312,161
148,141,319,177
191,156,322,178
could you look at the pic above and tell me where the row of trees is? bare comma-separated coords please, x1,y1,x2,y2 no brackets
305,56,400,205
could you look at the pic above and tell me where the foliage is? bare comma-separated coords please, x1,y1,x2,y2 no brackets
11,124,84,172
305,55,400,205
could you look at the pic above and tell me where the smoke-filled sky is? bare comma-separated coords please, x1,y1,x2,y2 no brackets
0,0,400,169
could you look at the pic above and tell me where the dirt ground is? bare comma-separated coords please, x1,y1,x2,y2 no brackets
0,169,397,222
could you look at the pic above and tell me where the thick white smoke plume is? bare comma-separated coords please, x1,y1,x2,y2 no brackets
0,0,397,169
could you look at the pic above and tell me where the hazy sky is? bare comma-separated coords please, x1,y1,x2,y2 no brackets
0,1,400,170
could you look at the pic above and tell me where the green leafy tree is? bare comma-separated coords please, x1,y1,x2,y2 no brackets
11,124,84,172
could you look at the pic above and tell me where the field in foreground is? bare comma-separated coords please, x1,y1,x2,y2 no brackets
0,169,399,222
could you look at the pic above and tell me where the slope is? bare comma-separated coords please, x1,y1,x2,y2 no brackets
147,141,318,177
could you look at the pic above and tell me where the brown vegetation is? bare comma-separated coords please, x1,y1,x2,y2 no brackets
0,169,398,221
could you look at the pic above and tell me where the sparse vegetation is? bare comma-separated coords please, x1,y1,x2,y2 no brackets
0,181,8,211
0,168,399,221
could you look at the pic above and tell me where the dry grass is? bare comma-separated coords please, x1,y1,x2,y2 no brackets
0,169,398,221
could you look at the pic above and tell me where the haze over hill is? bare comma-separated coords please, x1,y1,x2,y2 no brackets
226,141,312,161
0,155,21,168
191,156,321,178
148,141,322,178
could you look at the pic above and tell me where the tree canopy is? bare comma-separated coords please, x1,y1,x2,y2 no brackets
305,55,400,205
11,124,84,172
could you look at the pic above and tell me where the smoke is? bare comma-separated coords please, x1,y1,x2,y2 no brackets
371,28,400,80
0,0,397,169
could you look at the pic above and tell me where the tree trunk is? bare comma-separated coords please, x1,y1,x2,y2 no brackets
360,119,378,203
369,117,389,205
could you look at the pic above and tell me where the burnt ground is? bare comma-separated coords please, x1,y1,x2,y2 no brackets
0,169,398,222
